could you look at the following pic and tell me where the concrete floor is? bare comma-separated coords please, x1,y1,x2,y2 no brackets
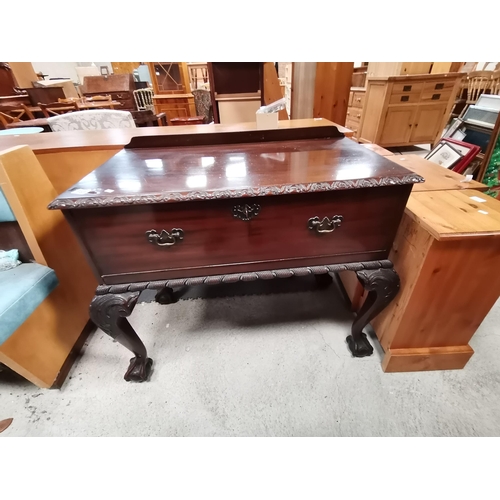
1,276,499,437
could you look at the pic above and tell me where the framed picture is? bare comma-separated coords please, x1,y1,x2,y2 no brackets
425,138,481,173
442,138,481,174
425,142,463,169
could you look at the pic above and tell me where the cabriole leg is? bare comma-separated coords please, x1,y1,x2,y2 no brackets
346,267,400,357
89,292,152,382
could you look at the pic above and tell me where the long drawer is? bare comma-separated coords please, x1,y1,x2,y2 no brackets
68,187,411,283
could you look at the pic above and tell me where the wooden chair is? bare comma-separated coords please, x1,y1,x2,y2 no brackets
466,71,493,104
133,88,154,111
38,101,78,117
130,110,167,127
0,146,97,388
0,104,35,128
192,89,213,124
490,70,500,96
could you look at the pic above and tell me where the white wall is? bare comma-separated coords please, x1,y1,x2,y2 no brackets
31,62,113,84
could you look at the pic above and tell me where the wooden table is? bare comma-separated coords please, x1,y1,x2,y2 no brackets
23,100,122,115
49,125,422,382
75,100,122,110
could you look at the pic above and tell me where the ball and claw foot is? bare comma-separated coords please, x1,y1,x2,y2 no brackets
346,332,374,358
124,356,153,382
155,287,177,305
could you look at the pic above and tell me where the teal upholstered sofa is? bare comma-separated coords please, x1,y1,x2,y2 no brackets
0,188,58,349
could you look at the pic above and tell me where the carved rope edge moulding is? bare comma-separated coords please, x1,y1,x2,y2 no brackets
95,259,395,295
48,175,424,210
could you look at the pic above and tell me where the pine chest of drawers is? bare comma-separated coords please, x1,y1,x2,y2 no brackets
49,124,423,382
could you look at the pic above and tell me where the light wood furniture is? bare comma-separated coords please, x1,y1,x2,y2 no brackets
39,101,79,117
338,147,499,373
186,63,208,90
466,71,493,104
431,63,464,74
361,143,394,156
346,87,365,139
0,104,35,128
110,62,141,75
147,62,195,125
374,190,500,372
339,151,487,312
6,62,38,89
491,70,500,96
358,73,463,147
0,145,97,387
367,63,434,78
313,63,354,126
387,155,487,192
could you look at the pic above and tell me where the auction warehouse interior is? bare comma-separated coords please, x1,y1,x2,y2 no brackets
0,61,499,438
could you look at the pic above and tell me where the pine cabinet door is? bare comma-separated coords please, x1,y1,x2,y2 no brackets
380,106,416,145
410,104,447,143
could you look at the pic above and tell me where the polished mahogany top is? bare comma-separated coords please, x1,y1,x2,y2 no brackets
49,127,423,210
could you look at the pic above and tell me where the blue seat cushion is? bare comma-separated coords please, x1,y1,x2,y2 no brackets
0,262,58,346
0,188,16,223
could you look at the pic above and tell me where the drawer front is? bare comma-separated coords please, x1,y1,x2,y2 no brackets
423,80,456,92
71,187,410,283
351,91,365,108
389,93,420,105
420,90,452,103
345,118,360,135
391,82,424,94
346,107,362,123
349,91,354,107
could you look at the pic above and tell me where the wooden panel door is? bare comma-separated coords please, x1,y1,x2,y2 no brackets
410,104,447,143
380,106,416,145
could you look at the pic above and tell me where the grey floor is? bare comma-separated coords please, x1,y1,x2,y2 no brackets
1,275,499,437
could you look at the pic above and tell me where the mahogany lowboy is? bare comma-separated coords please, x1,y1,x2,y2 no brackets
50,125,423,382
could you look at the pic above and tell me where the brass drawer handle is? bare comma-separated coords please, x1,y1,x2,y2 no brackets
233,203,260,221
146,229,184,246
308,216,343,233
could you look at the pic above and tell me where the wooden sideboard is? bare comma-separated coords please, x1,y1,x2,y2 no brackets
346,87,365,139
358,73,463,147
